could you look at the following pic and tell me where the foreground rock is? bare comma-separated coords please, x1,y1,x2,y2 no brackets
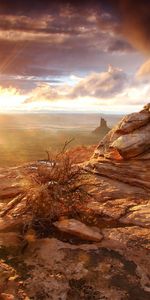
0,104,149,299
86,103,150,194
120,204,150,227
0,260,28,299
94,103,150,160
22,225,150,300
54,218,103,242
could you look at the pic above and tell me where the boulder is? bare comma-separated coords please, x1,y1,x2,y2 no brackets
111,124,150,159
54,218,103,242
115,108,150,134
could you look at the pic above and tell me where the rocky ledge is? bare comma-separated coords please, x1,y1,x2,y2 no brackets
0,104,149,299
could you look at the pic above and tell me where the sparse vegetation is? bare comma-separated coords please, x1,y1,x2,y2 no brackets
25,147,93,231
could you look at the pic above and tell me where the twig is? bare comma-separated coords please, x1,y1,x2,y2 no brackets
57,138,75,157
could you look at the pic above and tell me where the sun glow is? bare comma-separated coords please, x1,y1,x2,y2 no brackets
0,86,26,111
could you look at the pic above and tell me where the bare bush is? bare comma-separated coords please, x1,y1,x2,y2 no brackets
25,151,92,227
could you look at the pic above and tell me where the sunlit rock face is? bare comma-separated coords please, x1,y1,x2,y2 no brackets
94,103,150,160
87,103,150,193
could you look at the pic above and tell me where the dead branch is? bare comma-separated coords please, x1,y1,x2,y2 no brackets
57,138,75,157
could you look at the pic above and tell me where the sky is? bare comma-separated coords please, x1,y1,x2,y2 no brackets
0,0,150,113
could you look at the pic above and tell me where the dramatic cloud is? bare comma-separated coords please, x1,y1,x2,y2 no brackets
70,65,128,98
24,65,128,104
0,0,149,112
0,0,137,79
137,59,150,78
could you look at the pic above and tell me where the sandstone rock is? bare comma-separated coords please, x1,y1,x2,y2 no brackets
0,232,21,248
120,204,150,227
115,109,150,134
0,104,149,299
0,293,15,300
86,198,146,220
0,216,24,233
94,103,150,160
85,157,150,190
23,234,150,300
0,260,28,299
102,226,150,250
0,261,17,294
85,104,150,195
111,124,150,159
54,218,103,242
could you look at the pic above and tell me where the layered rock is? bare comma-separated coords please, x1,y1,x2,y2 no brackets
54,218,103,242
94,103,150,160
0,104,149,299
85,103,150,194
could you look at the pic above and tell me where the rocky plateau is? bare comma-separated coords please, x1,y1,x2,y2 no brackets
0,104,149,299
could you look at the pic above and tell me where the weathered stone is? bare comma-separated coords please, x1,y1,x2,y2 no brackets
94,103,150,160
120,204,150,227
84,104,150,196
23,233,150,300
0,260,27,299
0,293,15,300
111,124,150,159
0,216,24,233
115,109,150,134
0,232,21,248
54,218,103,242
0,104,149,299
86,198,146,220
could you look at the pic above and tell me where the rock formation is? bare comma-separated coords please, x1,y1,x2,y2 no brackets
92,117,110,136
86,103,150,193
0,104,149,299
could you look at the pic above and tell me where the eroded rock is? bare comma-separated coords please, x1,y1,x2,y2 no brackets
94,103,150,160
54,218,103,242
0,260,28,299
23,233,150,300
0,216,24,233
120,204,150,227
0,104,149,299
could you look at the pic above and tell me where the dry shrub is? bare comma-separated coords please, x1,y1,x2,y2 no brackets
26,151,92,227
